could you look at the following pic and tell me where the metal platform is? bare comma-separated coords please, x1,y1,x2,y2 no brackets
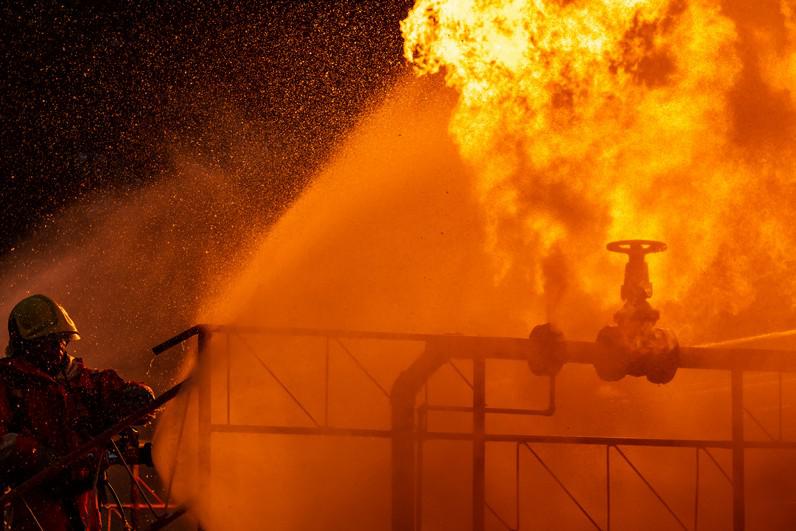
150,323,796,531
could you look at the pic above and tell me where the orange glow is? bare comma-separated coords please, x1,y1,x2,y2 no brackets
759,1,796,97
401,0,796,343
150,1,796,529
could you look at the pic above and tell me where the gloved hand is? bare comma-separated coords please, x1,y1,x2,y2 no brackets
97,384,157,431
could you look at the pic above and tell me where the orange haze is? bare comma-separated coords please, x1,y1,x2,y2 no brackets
93,0,796,529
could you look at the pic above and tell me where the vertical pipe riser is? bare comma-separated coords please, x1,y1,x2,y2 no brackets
473,358,486,531
197,329,212,531
391,346,449,531
392,390,416,531
731,370,745,531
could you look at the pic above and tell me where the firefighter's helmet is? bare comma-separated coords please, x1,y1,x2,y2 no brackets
8,295,81,341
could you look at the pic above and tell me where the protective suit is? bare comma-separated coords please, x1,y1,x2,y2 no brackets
0,295,154,530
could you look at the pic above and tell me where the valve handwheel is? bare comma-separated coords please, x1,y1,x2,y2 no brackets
606,240,667,256
606,239,667,302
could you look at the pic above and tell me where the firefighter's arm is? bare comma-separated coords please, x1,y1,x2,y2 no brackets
0,383,53,485
94,369,156,428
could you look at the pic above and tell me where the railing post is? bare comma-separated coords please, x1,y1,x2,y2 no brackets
197,328,212,531
606,445,611,531
731,369,744,531
473,357,486,531
392,383,418,531
416,405,427,531
131,464,140,529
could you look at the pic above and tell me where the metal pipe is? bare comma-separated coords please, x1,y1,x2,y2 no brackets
211,425,392,437
423,405,553,416
391,346,449,531
515,443,520,531
416,406,427,531
226,334,232,425
152,325,206,355
324,337,330,427
731,369,745,531
422,432,796,448
694,448,700,531
155,325,796,373
473,358,486,531
197,329,211,531
206,424,796,450
606,446,611,531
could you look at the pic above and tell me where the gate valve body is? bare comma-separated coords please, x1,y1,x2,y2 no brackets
595,240,679,384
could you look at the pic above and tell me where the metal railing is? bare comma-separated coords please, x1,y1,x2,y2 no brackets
149,324,796,531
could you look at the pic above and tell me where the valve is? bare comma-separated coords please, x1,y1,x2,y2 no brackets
595,240,679,384
607,240,666,302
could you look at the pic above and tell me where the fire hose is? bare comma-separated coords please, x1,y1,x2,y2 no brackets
0,378,189,507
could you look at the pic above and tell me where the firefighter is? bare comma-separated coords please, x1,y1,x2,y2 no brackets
0,294,155,530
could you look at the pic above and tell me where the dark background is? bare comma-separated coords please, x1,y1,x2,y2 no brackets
0,0,412,255
0,1,415,386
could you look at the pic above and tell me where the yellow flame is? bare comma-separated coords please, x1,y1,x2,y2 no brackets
759,0,796,99
402,0,796,340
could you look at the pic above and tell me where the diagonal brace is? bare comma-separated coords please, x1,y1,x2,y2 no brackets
523,443,602,530
613,445,688,531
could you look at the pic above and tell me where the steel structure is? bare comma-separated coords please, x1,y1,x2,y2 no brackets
149,322,796,531
5,243,795,530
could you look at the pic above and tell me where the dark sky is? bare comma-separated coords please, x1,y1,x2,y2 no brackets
0,0,412,255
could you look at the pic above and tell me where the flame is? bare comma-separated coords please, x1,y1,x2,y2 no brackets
402,0,796,339
759,1,796,98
